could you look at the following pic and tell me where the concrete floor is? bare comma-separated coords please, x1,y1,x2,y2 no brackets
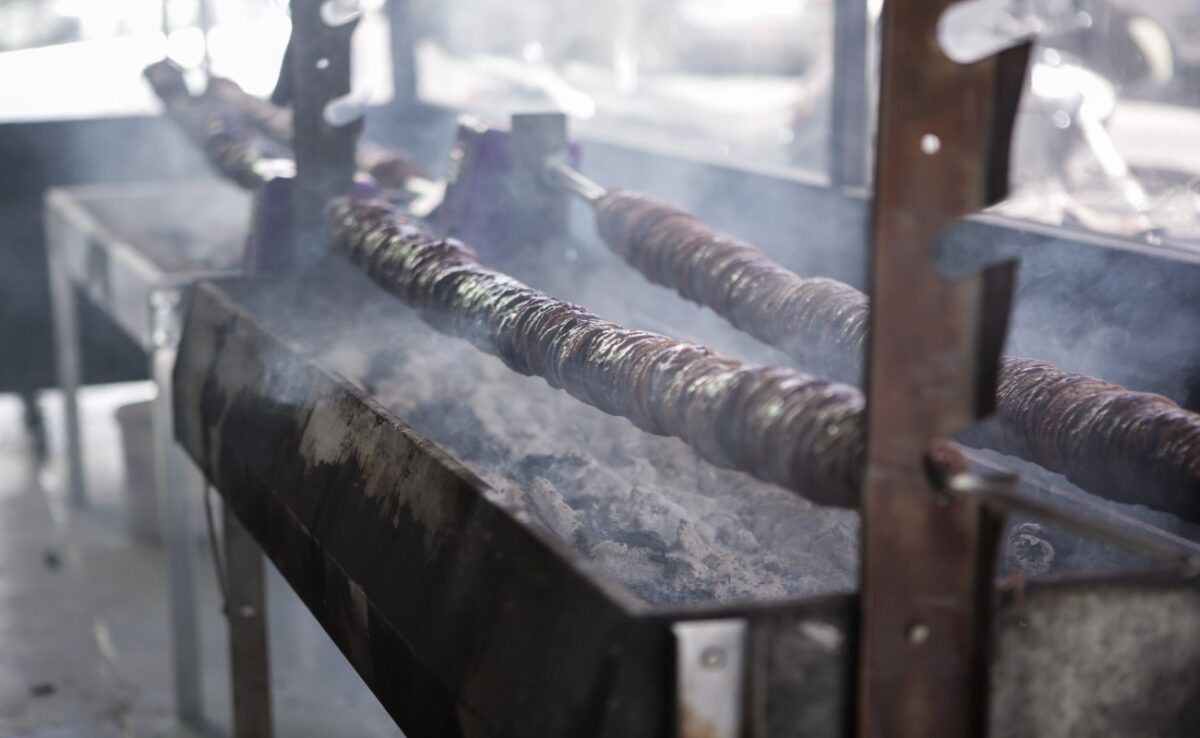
0,383,404,738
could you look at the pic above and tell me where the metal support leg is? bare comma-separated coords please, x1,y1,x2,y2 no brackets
223,503,274,738
150,288,205,728
46,210,86,507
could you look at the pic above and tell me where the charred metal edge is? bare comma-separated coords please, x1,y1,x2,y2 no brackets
173,279,656,737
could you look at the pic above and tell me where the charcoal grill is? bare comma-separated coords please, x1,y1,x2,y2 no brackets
46,0,1200,736
172,263,1200,737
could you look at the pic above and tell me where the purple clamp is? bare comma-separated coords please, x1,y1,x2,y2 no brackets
429,114,579,261
244,167,380,274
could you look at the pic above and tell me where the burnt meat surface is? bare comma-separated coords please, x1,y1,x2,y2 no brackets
331,198,866,508
596,190,868,384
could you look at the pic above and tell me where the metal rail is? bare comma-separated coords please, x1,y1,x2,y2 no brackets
544,156,606,204
946,466,1200,576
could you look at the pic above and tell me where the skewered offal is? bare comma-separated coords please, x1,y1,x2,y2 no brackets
331,198,866,508
143,61,1197,522
204,75,423,188
143,60,280,190
144,59,422,189
593,190,1200,522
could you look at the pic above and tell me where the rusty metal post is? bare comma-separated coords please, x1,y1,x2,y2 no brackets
857,1,1031,736
289,0,362,267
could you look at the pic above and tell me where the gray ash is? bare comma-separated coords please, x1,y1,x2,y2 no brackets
1003,523,1056,578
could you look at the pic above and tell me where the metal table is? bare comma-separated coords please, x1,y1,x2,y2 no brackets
44,178,250,728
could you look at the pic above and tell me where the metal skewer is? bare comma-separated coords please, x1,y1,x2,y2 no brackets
946,466,1200,577
543,156,607,204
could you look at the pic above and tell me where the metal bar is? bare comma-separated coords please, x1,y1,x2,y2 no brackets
858,0,1031,735
544,156,606,204
223,499,275,738
946,470,1200,575
150,287,205,728
45,206,87,508
963,447,1200,560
